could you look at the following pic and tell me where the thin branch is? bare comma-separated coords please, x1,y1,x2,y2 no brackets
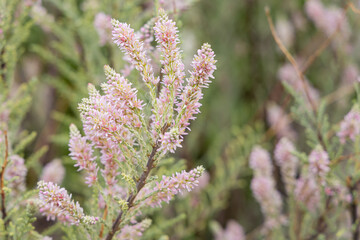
265,7,317,113
105,126,166,240
99,204,108,238
265,7,331,151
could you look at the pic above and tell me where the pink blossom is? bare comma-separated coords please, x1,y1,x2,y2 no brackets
159,43,216,153
337,108,360,144
69,124,98,187
152,12,185,129
112,19,159,85
138,166,204,207
40,159,65,185
37,181,98,225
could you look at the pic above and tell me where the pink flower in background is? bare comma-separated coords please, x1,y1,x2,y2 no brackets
159,0,193,13
305,0,349,40
40,159,65,185
251,176,283,229
308,146,330,185
277,63,319,105
116,219,151,240
337,108,360,144
214,220,245,240
294,177,320,210
342,64,359,85
275,18,295,48
274,138,298,193
266,102,296,140
94,12,112,46
5,155,27,195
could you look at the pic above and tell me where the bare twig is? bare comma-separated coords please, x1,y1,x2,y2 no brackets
265,7,317,113
99,204,108,238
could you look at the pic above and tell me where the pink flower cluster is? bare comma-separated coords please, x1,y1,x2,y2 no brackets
160,43,216,153
36,12,216,232
112,19,159,85
337,108,360,144
69,124,98,187
111,11,216,155
138,166,204,207
37,181,98,225
152,12,185,128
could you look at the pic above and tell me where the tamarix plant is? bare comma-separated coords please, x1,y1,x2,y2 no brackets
36,10,216,240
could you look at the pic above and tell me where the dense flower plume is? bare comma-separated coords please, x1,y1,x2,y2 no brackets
69,124,98,187
138,166,204,207
37,181,98,225
112,19,159,85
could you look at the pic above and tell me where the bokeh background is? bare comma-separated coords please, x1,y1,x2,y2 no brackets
3,0,359,238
